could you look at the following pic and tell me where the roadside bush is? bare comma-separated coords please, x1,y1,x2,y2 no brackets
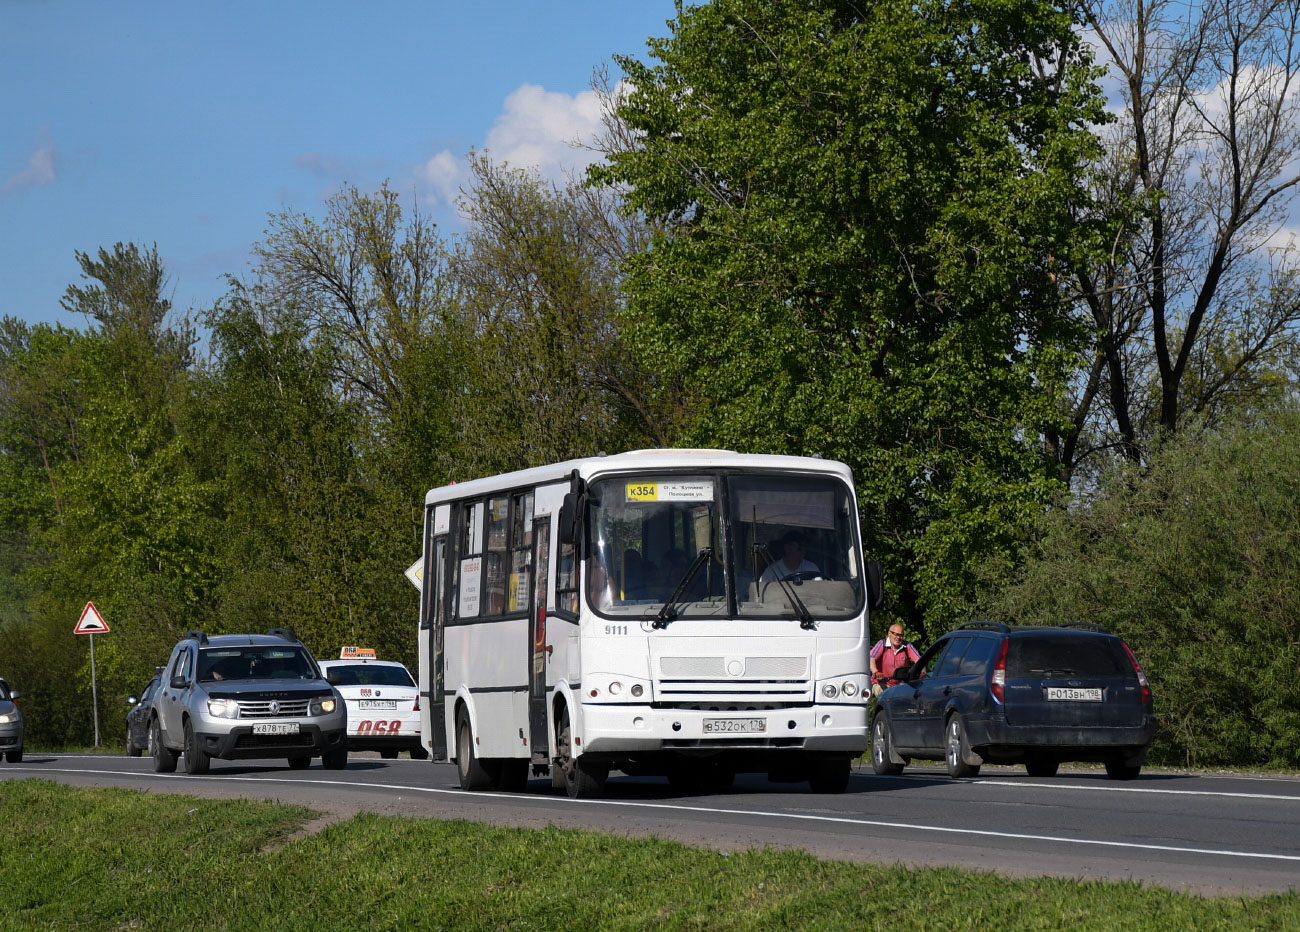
983,408,1300,768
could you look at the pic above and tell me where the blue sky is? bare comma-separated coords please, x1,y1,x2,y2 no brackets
1,1,678,328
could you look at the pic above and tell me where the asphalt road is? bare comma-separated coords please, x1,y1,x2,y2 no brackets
3,753,1298,896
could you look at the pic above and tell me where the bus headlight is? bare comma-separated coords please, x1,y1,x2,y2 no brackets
631,684,644,698
608,681,623,696
843,682,858,697
821,683,839,699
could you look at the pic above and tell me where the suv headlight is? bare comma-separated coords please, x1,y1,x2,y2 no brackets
310,696,337,716
207,698,239,719
0,712,15,724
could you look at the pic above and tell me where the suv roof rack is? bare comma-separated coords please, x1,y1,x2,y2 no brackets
955,621,1009,633
266,627,300,643
1056,620,1112,633
185,630,208,644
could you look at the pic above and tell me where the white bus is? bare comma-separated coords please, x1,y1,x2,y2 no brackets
416,449,882,798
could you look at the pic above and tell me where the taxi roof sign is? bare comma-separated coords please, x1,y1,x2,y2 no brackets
339,646,377,659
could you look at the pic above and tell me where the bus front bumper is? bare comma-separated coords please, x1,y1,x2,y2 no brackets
578,703,868,754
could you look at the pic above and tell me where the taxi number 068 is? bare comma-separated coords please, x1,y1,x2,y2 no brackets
356,720,403,735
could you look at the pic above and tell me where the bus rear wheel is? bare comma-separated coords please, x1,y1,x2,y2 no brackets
556,706,606,799
456,708,496,790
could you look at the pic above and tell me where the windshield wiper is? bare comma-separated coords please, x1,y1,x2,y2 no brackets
752,544,816,630
652,547,713,630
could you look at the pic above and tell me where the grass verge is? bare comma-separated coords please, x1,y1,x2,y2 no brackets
1,779,1297,930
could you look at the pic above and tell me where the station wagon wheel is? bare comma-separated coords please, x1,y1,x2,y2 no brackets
871,715,905,776
944,715,979,778
1025,758,1059,778
1105,758,1141,780
150,718,177,773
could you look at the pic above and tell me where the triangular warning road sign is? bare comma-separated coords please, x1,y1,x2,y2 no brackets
74,601,110,635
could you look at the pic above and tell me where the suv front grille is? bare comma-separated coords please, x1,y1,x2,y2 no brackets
235,733,315,749
237,698,312,718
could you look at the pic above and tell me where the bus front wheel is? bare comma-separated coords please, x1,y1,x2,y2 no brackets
556,706,607,799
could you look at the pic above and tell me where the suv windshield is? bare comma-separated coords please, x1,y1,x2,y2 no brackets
198,646,319,682
327,664,415,688
586,471,862,620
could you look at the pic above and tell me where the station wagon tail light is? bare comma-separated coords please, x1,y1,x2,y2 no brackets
990,638,1009,703
1121,642,1151,704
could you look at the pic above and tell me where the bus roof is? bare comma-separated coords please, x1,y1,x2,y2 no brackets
423,449,853,507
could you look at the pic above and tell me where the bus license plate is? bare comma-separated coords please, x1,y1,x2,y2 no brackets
1047,687,1102,701
252,722,300,735
703,718,766,734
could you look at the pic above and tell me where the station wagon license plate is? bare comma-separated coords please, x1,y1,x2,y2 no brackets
703,717,766,734
252,722,300,735
358,700,398,710
1047,687,1102,701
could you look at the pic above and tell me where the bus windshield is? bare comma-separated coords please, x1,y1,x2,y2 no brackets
586,472,862,621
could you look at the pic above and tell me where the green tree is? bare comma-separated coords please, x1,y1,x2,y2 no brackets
593,0,1110,634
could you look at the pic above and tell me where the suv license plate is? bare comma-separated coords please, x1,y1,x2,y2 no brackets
252,722,300,735
703,718,766,734
1047,687,1102,701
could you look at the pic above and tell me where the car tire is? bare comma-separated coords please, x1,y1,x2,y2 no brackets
945,715,980,778
151,719,177,773
1105,758,1141,780
807,757,851,793
556,706,606,799
380,750,399,760
126,733,142,757
287,756,311,770
322,748,348,770
183,719,210,775
871,715,905,776
5,748,21,764
1026,759,1059,778
410,746,429,760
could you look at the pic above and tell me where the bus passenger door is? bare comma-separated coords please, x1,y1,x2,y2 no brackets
424,535,449,761
529,518,552,767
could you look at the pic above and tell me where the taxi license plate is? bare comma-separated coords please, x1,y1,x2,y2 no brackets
359,700,398,710
252,722,300,735
703,718,766,734
1047,687,1102,701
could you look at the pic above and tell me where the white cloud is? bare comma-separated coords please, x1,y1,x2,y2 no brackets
4,141,56,192
417,82,612,210
418,149,465,207
484,83,605,178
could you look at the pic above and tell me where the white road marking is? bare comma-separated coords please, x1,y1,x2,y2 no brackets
8,765,1300,864
978,779,1300,803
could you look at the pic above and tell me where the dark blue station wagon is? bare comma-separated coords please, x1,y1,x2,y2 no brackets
871,622,1156,780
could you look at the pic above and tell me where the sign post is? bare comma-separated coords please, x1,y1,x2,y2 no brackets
74,602,110,747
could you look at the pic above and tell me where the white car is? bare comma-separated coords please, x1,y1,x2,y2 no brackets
319,654,425,759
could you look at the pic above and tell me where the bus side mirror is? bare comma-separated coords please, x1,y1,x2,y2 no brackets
558,471,586,546
866,560,884,612
558,492,579,546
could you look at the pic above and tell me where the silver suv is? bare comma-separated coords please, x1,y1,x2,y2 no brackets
151,629,347,774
